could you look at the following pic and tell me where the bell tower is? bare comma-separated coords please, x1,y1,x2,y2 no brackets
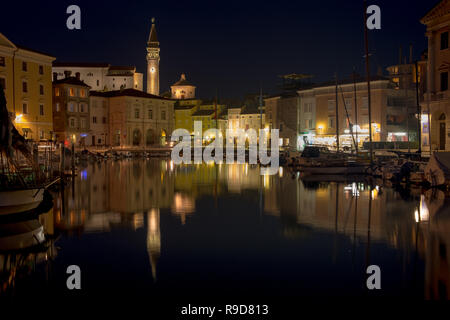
147,17,160,95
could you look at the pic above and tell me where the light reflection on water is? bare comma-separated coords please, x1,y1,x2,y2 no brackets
1,159,450,299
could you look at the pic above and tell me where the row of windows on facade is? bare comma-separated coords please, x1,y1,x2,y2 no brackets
92,116,107,124
0,57,45,75
134,108,166,120
21,103,46,116
54,87,87,97
55,102,88,113
0,79,48,94
69,117,88,129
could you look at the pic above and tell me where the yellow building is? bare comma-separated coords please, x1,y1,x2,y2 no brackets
174,99,201,132
0,33,55,141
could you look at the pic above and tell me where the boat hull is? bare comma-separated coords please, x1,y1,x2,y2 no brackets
0,188,44,215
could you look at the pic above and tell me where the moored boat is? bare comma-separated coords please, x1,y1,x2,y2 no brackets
0,188,44,215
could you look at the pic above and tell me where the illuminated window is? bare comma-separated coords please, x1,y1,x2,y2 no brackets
80,89,86,97
55,87,60,96
69,88,75,97
56,103,60,112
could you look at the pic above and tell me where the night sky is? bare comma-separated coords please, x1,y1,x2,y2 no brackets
0,0,436,100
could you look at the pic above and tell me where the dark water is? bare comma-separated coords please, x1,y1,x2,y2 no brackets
1,159,450,301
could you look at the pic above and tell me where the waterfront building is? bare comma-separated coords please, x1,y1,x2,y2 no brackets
52,72,91,147
312,76,415,149
264,92,302,150
53,63,143,92
174,99,201,132
90,89,174,147
147,18,160,95
0,33,55,141
239,105,265,133
420,0,450,151
89,93,109,146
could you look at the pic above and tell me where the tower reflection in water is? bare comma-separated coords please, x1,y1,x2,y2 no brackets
1,159,449,298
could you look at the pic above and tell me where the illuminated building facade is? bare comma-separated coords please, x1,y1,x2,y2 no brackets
92,88,174,147
52,72,91,146
0,33,55,141
420,0,450,151
53,63,143,91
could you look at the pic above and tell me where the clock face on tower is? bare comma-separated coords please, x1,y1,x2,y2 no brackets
150,67,155,73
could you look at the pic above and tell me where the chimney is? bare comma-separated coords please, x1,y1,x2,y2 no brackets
75,72,80,80
64,70,72,78
52,72,58,82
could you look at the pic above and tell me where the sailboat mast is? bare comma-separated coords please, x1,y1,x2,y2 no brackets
335,73,340,151
259,84,263,130
363,0,373,165
353,70,359,154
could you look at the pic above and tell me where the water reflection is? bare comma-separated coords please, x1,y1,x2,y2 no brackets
1,159,450,298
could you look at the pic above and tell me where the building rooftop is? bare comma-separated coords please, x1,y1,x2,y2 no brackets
53,77,91,87
172,74,195,87
191,109,216,116
90,88,171,100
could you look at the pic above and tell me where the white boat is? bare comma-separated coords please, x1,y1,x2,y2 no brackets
0,188,44,215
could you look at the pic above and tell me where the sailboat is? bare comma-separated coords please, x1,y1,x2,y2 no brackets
0,85,55,215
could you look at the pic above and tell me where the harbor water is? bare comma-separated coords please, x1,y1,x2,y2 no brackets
1,159,449,300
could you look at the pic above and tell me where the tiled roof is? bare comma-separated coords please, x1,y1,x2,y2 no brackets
53,77,90,87
90,88,172,100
